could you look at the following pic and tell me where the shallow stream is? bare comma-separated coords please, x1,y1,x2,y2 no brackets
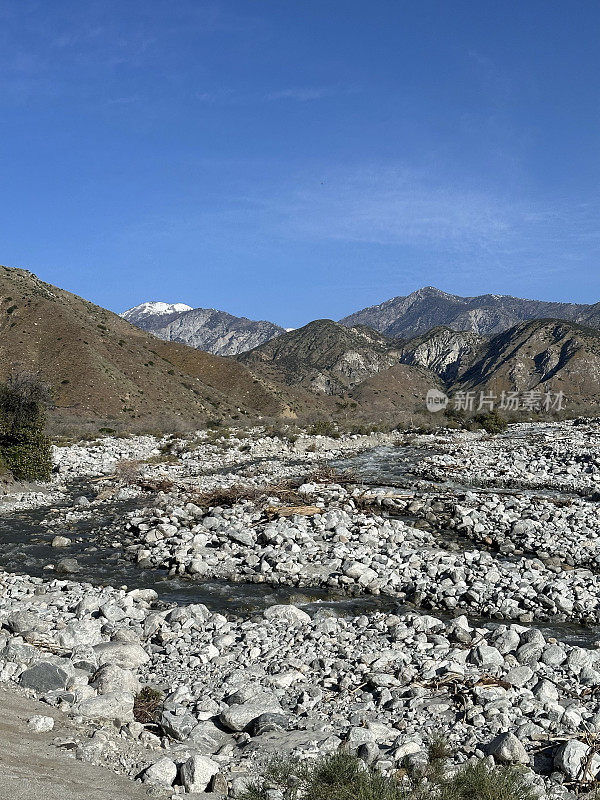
0,445,598,648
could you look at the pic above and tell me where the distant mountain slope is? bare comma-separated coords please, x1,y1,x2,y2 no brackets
238,319,403,395
455,319,600,406
340,286,593,338
0,267,303,430
347,363,444,415
122,302,284,356
397,326,485,382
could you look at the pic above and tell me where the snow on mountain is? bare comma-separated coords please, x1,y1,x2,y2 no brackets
121,301,193,325
122,301,285,356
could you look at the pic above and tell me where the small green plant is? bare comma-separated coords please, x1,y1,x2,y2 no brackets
438,759,535,800
428,735,451,762
308,419,340,438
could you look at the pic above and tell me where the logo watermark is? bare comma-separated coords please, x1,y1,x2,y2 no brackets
426,388,449,413
425,389,566,413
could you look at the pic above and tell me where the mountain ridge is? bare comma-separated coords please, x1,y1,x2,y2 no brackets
122,302,285,356
340,286,594,338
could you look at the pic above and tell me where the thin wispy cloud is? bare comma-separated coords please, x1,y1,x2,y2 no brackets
266,86,340,102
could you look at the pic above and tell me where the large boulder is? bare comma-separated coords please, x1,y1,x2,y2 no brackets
220,695,283,732
180,754,220,793
91,664,141,696
555,740,600,781
160,709,198,741
263,604,311,625
487,732,529,764
19,662,69,694
93,641,149,669
76,691,135,721
142,757,178,788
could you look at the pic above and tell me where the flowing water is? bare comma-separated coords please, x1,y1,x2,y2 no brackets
0,447,598,647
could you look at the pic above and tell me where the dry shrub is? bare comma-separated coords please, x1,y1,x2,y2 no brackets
192,485,263,508
136,475,175,493
114,459,173,493
114,459,142,485
308,466,356,485
133,687,163,725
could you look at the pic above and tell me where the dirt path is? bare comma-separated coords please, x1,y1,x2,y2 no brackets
0,687,155,799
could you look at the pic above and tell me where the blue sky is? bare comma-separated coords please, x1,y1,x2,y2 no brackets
1,1,599,327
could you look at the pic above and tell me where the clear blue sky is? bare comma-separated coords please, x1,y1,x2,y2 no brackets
1,1,599,327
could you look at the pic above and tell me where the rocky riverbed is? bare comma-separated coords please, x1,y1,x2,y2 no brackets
2,421,600,798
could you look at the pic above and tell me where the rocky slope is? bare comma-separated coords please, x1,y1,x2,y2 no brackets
238,320,405,396
397,326,485,382
455,319,600,406
0,266,305,431
122,302,284,356
340,286,593,338
237,315,600,415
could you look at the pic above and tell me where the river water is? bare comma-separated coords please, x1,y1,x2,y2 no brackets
0,445,598,647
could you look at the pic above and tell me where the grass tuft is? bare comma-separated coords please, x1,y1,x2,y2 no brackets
240,753,537,800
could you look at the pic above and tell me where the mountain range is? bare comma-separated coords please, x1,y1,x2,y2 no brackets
124,286,600,356
237,317,600,410
0,267,325,432
122,301,285,356
339,286,597,338
0,265,598,434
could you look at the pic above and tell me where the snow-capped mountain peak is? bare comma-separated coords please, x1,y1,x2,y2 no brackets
121,301,192,324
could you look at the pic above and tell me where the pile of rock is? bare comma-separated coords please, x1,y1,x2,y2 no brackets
2,569,600,795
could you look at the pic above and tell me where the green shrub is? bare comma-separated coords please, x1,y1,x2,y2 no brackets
439,759,535,800
241,753,536,800
472,410,508,434
0,372,52,482
308,419,341,438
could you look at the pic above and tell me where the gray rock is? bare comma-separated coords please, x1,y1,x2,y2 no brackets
180,754,220,793
555,740,600,781
51,535,72,548
471,645,504,668
504,666,533,688
91,664,141,696
487,732,529,764
55,558,80,574
27,715,55,732
220,696,283,732
93,641,149,669
76,691,135,721
263,604,311,625
160,709,198,741
248,713,288,737
142,756,178,788
19,662,69,694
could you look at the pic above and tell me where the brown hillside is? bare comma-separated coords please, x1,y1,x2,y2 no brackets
0,266,295,430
